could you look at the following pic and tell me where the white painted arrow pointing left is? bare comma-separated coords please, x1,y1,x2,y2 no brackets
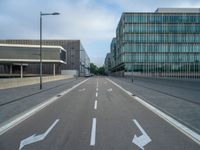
19,119,59,150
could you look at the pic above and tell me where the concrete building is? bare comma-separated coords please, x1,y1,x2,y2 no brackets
0,40,90,77
108,8,200,78
0,44,66,77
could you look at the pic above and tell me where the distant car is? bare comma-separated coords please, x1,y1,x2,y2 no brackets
85,74,91,77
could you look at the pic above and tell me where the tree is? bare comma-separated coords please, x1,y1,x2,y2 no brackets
90,63,98,74
98,67,105,75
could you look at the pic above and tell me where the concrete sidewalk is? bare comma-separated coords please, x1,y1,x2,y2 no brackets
109,77,200,134
0,77,85,125
0,75,73,89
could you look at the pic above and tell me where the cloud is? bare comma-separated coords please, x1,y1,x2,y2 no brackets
48,0,118,40
104,0,200,12
0,0,118,40
0,0,200,66
0,0,119,66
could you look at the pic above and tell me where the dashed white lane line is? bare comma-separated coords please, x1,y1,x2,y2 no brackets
94,100,97,110
96,88,98,91
90,118,96,146
96,92,98,97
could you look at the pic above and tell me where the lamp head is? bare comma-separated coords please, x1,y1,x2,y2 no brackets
52,12,60,15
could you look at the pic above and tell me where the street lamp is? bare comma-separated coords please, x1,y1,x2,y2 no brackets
40,12,60,90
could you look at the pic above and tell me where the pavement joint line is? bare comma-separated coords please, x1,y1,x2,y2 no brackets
94,100,97,110
106,78,200,145
90,118,96,146
0,78,89,136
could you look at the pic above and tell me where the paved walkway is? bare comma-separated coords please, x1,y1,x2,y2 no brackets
0,77,85,125
109,76,200,134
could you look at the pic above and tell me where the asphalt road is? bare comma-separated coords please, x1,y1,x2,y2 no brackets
110,76,200,134
0,77,85,124
0,77,199,150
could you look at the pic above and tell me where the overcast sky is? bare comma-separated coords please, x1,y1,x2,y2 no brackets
0,0,200,66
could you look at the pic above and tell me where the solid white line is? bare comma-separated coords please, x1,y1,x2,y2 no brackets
90,118,96,146
106,78,200,145
94,100,97,110
96,92,98,97
0,79,89,136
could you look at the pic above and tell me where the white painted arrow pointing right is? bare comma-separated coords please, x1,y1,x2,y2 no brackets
132,119,152,150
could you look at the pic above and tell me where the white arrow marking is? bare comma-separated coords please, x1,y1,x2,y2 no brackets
19,119,59,150
132,119,151,150
107,88,112,92
79,88,86,92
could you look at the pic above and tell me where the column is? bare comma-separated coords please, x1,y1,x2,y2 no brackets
10,64,12,75
20,64,23,78
53,64,55,76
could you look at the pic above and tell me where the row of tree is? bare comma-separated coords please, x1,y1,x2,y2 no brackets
90,63,105,75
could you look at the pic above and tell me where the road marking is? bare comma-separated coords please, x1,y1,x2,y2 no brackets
90,118,96,146
107,88,112,92
107,78,200,145
79,88,86,92
0,79,89,136
96,81,98,88
19,119,59,150
96,88,98,91
94,100,97,110
96,92,98,97
132,119,151,150
104,81,107,84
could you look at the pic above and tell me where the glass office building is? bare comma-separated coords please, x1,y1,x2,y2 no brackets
111,8,200,78
104,53,111,75
80,43,90,76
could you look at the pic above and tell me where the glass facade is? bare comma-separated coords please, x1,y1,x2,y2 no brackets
80,44,90,76
104,53,111,75
0,40,90,76
111,10,200,77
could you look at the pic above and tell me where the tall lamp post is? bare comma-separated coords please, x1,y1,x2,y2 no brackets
40,12,60,90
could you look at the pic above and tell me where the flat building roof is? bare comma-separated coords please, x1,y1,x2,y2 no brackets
155,8,200,13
